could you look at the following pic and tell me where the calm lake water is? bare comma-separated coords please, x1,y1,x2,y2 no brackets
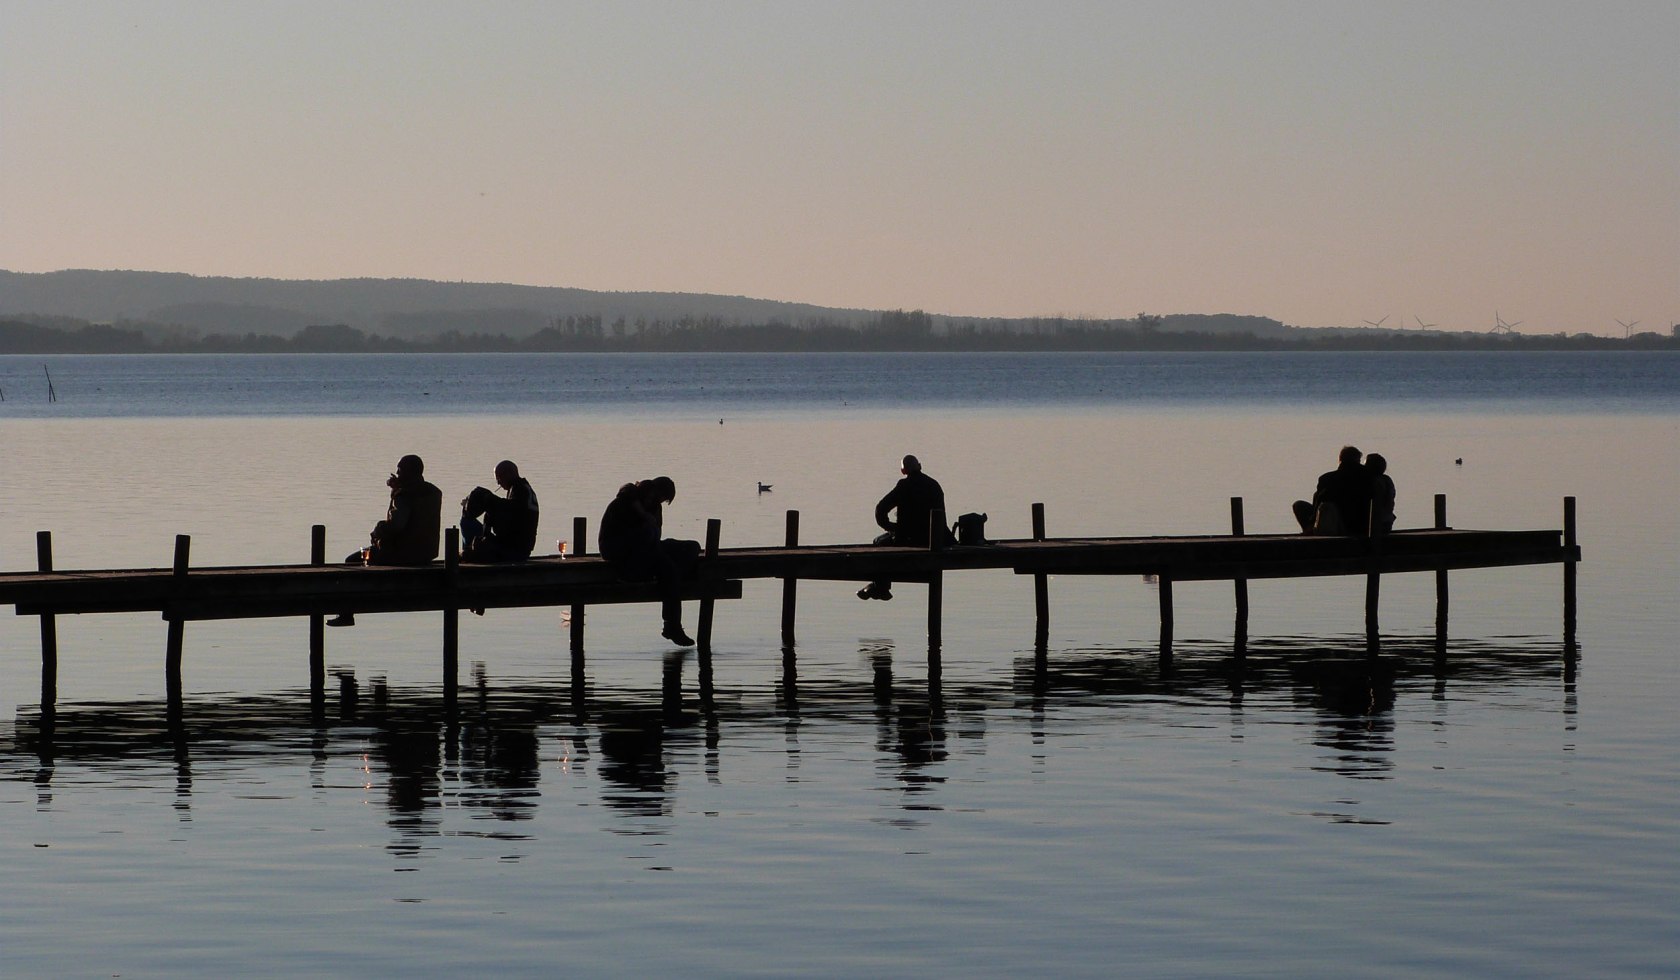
1,352,1676,977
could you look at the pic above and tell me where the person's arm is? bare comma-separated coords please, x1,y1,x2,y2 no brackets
373,492,413,542
875,486,900,534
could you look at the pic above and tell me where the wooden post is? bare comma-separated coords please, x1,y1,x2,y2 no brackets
697,518,722,653
1158,571,1174,660
443,527,459,705
569,516,586,654
165,534,190,706
780,510,799,648
1230,497,1248,658
35,531,57,710
928,571,943,651
1031,503,1049,647
309,524,326,700
1563,496,1578,654
1434,494,1449,654
1365,524,1382,659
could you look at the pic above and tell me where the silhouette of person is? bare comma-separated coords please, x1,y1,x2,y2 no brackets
598,476,700,646
859,454,952,601
1292,445,1373,536
328,454,443,627
460,460,539,563
1366,452,1396,536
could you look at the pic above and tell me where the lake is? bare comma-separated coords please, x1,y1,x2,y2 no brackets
1,351,1676,977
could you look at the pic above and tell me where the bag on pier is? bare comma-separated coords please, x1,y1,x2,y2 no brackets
953,512,989,546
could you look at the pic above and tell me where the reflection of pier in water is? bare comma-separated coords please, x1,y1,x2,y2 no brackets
3,636,1576,849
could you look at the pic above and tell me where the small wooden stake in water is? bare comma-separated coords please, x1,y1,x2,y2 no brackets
43,365,57,402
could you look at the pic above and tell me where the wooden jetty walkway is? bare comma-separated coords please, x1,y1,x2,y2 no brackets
1,495,1580,710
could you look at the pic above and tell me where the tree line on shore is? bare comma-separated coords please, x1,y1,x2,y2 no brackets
2,311,1676,354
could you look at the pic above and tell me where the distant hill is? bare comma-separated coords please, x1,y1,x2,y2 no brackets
0,269,1290,339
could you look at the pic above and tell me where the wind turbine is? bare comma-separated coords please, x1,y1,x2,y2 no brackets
1362,315,1389,330
1490,312,1522,335
1414,316,1436,330
1616,318,1640,339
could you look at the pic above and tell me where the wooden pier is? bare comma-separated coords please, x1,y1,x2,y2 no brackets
1,495,1580,710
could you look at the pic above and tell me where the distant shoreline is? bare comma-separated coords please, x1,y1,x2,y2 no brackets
4,317,1676,355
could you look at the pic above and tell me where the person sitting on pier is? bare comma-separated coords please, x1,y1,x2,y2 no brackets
598,476,701,647
460,460,539,563
327,454,443,627
858,454,954,601
1366,452,1396,536
1292,445,1373,537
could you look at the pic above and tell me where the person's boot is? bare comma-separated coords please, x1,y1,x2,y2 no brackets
661,622,695,646
326,613,356,627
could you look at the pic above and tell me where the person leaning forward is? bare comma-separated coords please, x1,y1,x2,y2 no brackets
1292,445,1374,537
461,460,539,563
598,476,701,647
858,454,953,602
327,453,443,627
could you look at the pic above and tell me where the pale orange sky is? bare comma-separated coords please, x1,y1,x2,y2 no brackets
2,1,1675,335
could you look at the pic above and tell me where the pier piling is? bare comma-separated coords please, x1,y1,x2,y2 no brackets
36,531,57,710
443,528,459,706
780,510,799,648
1031,503,1049,647
165,534,190,706
698,519,722,653
1230,497,1248,658
309,524,326,701
569,516,587,654
1564,496,1578,656
1434,495,1449,655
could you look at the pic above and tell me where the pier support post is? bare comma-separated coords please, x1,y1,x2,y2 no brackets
35,531,57,712
1365,499,1384,658
1158,571,1174,661
1563,496,1578,657
698,519,722,654
780,510,799,648
309,524,326,704
1031,503,1049,648
1434,494,1449,655
928,571,944,652
569,516,587,655
443,527,459,707
165,534,190,708
1230,497,1248,658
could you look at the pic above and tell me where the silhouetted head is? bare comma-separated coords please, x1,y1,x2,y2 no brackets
901,454,922,475
394,454,425,485
494,460,519,489
1338,445,1362,466
1366,453,1387,475
646,476,676,504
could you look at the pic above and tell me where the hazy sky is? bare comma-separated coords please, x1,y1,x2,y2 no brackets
2,1,1675,334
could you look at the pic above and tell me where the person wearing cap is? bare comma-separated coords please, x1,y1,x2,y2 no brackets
328,454,443,627
460,460,540,563
858,454,952,601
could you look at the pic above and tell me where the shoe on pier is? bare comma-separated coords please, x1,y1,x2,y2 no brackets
856,584,893,601
326,614,356,628
662,623,696,647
